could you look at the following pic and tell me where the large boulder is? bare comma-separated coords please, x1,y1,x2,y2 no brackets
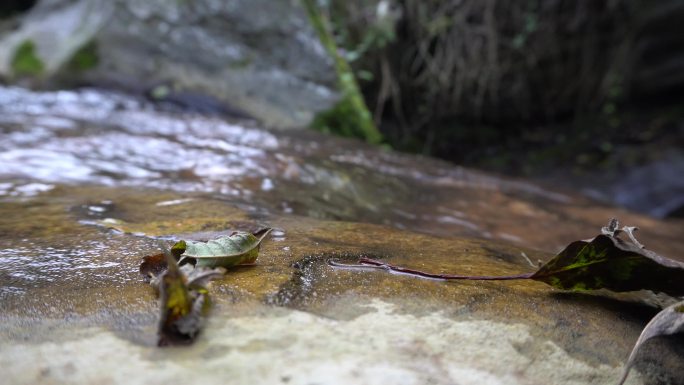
0,0,338,128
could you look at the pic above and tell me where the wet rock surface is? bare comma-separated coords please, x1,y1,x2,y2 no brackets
1,87,683,384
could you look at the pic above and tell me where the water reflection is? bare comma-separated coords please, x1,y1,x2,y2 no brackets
0,86,681,255
1,240,122,296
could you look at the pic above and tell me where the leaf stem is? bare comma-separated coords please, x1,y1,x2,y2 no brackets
329,257,534,281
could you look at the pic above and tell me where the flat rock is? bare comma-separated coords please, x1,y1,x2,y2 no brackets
0,87,683,384
1,186,683,385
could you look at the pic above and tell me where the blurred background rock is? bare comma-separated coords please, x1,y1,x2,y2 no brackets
0,0,682,218
0,0,338,128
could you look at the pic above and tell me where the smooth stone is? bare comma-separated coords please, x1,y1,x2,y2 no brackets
1,186,683,385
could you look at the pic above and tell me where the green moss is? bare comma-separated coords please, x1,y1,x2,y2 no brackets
569,281,588,291
311,97,375,140
302,0,383,144
66,41,99,71
11,40,43,77
149,84,171,100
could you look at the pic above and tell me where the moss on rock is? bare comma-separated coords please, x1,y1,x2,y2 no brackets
11,40,44,77
66,40,99,71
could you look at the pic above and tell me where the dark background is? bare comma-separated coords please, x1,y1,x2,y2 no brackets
328,0,683,175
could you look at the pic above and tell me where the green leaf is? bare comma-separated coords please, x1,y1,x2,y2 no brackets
531,234,684,296
617,300,684,385
173,228,272,268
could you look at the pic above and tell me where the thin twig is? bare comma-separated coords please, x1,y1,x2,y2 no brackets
329,257,534,281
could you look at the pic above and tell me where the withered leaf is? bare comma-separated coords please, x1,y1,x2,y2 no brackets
185,265,227,290
138,230,265,347
158,251,195,346
530,234,684,296
140,245,186,283
157,251,222,346
617,300,684,385
140,253,166,283
331,219,684,296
